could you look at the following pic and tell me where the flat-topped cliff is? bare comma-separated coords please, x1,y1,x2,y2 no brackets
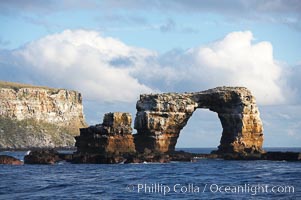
0,81,86,149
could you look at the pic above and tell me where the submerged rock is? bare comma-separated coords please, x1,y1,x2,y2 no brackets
262,152,301,161
71,153,125,164
24,149,61,164
221,153,263,160
0,155,23,165
216,151,301,161
127,150,170,164
21,149,301,164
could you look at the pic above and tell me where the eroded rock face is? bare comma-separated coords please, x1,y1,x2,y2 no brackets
0,82,86,130
75,112,136,155
134,87,264,154
0,81,86,148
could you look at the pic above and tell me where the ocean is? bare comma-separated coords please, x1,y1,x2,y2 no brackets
0,148,300,199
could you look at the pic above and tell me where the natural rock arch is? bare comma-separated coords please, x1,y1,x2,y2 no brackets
134,87,264,154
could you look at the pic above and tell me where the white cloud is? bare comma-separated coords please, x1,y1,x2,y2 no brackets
0,29,298,106
4,29,155,102
191,31,288,104
133,31,293,105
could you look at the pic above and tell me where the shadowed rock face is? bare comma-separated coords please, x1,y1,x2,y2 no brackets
134,87,264,154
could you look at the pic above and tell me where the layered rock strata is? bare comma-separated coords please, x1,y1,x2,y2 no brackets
0,81,86,148
134,87,264,154
75,112,135,154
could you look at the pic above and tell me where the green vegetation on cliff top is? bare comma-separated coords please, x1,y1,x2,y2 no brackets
0,80,55,90
0,80,77,93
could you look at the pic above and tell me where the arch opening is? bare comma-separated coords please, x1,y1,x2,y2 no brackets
175,109,222,152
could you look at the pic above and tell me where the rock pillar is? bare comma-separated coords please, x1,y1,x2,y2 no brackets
75,112,135,154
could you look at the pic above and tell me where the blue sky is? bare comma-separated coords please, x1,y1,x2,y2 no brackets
0,0,301,148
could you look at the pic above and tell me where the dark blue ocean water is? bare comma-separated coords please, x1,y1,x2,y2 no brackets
0,148,300,200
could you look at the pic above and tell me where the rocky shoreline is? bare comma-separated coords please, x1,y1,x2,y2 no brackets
2,109,300,165
1,149,300,165
0,147,77,152
23,150,301,164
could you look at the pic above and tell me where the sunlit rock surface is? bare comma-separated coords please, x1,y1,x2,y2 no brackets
75,112,136,154
0,81,86,148
134,87,264,154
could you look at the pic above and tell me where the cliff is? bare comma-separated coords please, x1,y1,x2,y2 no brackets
0,81,86,149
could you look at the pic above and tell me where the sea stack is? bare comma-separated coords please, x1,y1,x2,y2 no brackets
75,112,136,154
134,87,264,154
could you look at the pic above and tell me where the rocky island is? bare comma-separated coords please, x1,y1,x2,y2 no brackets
0,83,300,164
0,81,86,149
23,86,300,164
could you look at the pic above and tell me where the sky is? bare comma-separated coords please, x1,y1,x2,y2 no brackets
0,0,301,148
